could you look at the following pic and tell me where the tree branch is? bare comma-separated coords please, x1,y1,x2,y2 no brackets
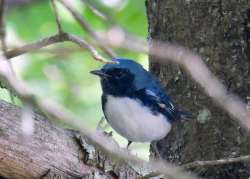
0,0,6,54
5,32,111,63
182,155,250,169
81,0,113,22
5,33,65,59
58,0,115,58
50,0,63,34
0,0,16,103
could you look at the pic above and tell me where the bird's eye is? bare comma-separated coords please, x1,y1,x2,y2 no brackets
117,71,123,77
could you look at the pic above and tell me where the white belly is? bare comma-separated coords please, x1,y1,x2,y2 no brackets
104,95,171,142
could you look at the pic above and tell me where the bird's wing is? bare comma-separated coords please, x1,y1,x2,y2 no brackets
135,88,179,121
146,89,178,118
145,89,193,120
131,66,191,120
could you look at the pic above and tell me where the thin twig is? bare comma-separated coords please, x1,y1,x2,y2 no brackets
5,32,110,63
81,0,112,22
0,0,16,103
58,0,115,58
65,33,111,63
50,0,63,34
0,0,6,54
182,155,250,169
5,33,65,58
5,45,83,55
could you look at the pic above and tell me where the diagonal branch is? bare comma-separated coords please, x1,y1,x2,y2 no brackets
0,0,16,103
50,0,63,34
58,0,115,58
5,33,65,59
81,0,113,22
0,0,6,54
5,32,110,63
182,155,250,169
65,33,111,63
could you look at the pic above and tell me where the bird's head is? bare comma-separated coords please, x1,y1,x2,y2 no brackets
91,58,147,96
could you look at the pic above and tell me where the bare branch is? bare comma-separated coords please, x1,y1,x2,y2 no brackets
41,0,113,64
5,33,110,63
81,0,112,22
5,33,65,59
65,33,112,63
50,0,63,34
58,0,115,58
0,0,16,103
0,0,6,53
6,45,83,55
182,155,250,169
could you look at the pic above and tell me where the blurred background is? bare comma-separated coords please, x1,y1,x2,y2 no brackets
3,0,149,158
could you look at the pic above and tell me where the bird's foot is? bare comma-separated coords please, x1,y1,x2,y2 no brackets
96,116,113,137
104,131,113,137
126,140,132,149
96,116,109,131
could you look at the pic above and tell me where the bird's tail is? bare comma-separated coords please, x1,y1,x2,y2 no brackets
178,110,193,120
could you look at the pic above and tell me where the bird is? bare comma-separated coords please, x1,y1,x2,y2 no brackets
90,58,191,148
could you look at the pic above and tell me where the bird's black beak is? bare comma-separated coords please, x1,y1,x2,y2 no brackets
90,70,110,78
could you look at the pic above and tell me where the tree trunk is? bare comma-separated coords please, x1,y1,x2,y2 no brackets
0,100,139,179
146,0,250,178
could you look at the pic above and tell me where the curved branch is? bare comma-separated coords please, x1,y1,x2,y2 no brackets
58,0,115,58
5,33,65,59
5,33,110,63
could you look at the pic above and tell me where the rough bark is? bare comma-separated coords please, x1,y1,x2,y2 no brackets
0,100,139,179
146,0,250,178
